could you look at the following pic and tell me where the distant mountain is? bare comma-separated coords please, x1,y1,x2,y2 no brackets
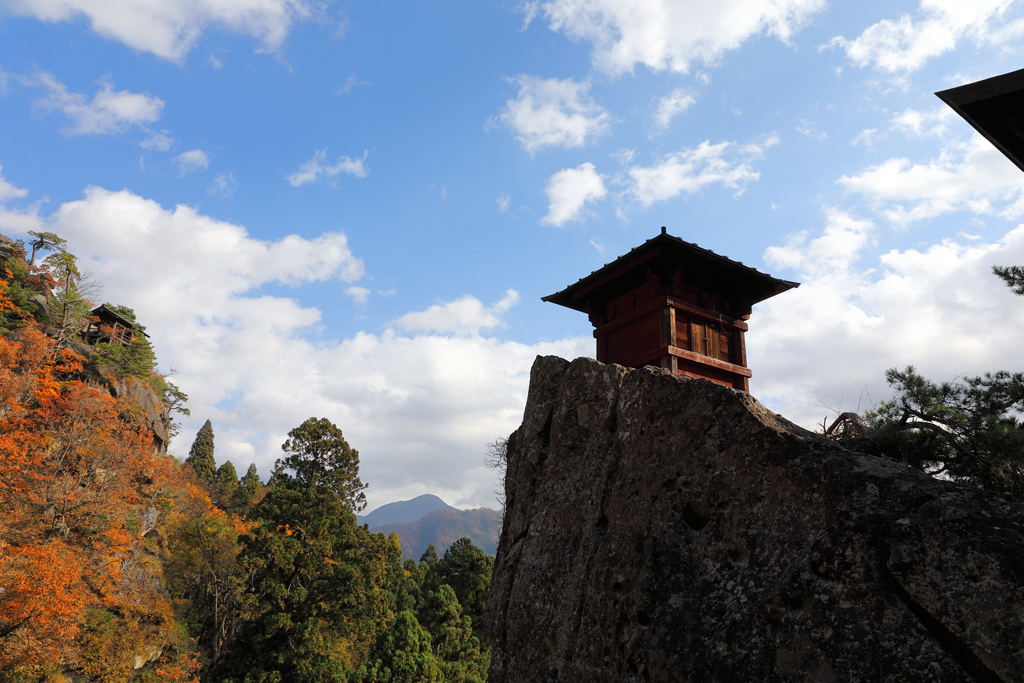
372,507,502,560
357,494,457,528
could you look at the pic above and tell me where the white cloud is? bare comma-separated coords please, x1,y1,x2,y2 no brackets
653,88,696,132
337,73,369,95
826,0,1023,73
623,136,778,207
794,119,827,141
542,162,608,226
497,192,511,213
345,285,371,304
752,210,1024,431
3,0,321,61
207,170,239,197
535,0,824,75
0,167,28,202
493,76,610,155
850,128,878,148
839,135,1024,225
140,130,174,151
890,106,956,137
33,73,164,135
173,149,210,176
288,149,368,186
395,289,520,337
0,184,593,509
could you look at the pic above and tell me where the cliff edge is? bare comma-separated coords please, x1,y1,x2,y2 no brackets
487,356,1024,682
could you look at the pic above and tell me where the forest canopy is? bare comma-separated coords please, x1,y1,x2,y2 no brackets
0,234,495,683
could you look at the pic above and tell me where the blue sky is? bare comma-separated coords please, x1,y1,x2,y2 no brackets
3,0,1024,511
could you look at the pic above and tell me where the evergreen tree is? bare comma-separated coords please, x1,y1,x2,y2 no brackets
419,544,439,565
215,460,239,507
417,585,487,683
186,419,216,484
234,462,262,513
865,366,1024,498
351,611,443,683
215,418,394,682
278,417,367,512
994,264,1024,295
399,559,423,614
422,538,493,645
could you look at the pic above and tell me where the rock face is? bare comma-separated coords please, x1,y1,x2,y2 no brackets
78,349,170,456
487,356,1024,683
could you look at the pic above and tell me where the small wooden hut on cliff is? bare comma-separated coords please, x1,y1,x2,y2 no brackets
543,228,798,391
81,304,146,346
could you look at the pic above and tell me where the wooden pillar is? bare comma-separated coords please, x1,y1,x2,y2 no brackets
660,304,678,373
736,329,749,392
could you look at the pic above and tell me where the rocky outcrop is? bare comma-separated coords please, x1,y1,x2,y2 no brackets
0,232,19,263
75,345,169,456
487,356,1024,683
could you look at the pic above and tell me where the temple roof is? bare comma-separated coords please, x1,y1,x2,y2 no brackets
542,227,799,314
936,68,1024,173
92,304,150,337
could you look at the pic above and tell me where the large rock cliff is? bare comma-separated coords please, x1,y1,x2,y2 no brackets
487,356,1024,683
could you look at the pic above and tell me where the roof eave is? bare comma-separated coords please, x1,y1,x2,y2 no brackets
542,231,798,311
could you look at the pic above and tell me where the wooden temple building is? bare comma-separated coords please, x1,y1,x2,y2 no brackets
81,304,146,346
937,68,1024,172
543,228,799,391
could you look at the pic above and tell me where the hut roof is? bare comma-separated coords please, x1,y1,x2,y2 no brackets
91,304,150,338
542,227,799,314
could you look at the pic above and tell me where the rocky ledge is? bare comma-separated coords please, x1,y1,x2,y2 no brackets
487,356,1024,683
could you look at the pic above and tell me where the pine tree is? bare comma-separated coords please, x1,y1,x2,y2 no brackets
214,418,392,682
233,462,262,512
419,544,439,564
994,264,1024,295
186,419,216,483
422,538,493,645
214,460,239,507
277,417,367,511
352,611,443,683
864,366,1024,498
418,585,487,683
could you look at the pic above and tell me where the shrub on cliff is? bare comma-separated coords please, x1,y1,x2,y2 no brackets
866,366,1024,499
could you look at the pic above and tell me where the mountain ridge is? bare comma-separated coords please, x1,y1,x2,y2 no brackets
357,493,457,528
372,507,501,560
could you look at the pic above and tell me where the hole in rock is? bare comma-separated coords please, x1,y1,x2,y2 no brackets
727,547,750,563
681,501,713,531
596,513,609,530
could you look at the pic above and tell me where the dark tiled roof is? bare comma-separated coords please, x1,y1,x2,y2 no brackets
91,304,150,337
543,227,799,313
937,68,1024,174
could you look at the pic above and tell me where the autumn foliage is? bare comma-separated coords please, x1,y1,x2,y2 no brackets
0,237,494,683
0,278,200,681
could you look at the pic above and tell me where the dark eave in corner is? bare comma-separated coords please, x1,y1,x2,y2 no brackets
936,68,1024,173
542,228,799,313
